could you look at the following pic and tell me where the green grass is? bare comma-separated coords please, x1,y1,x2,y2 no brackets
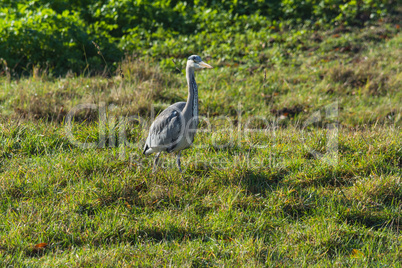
0,23,401,266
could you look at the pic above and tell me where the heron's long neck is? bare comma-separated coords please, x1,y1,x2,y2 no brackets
183,65,198,120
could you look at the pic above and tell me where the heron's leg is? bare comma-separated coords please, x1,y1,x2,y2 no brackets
176,151,182,173
152,152,161,173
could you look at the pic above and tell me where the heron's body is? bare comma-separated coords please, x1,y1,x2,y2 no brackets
143,101,192,154
143,55,212,172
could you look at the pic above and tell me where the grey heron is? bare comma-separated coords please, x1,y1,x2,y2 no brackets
143,55,212,172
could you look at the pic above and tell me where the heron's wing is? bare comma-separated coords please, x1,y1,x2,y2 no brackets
144,102,186,153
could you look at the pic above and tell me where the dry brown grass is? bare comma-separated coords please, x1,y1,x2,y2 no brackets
4,57,181,122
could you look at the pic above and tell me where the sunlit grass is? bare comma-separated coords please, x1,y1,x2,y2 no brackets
0,23,401,266
0,118,401,266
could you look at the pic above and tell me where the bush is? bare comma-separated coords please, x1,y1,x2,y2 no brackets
0,3,121,76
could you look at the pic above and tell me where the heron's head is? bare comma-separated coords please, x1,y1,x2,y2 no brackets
187,55,212,70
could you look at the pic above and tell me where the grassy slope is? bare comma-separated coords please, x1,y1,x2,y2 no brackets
0,23,401,266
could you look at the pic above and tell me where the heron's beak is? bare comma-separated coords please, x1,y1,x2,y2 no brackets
199,61,213,69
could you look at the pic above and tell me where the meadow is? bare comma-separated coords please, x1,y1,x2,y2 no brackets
1,0,402,266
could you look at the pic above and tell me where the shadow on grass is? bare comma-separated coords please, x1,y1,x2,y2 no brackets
340,210,400,231
219,167,289,197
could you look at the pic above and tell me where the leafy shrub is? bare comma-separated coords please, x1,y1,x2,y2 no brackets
0,3,121,75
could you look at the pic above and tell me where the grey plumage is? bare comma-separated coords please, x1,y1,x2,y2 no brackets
143,55,212,172
143,102,186,153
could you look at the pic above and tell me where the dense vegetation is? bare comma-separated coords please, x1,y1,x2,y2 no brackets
0,0,401,266
0,0,399,75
